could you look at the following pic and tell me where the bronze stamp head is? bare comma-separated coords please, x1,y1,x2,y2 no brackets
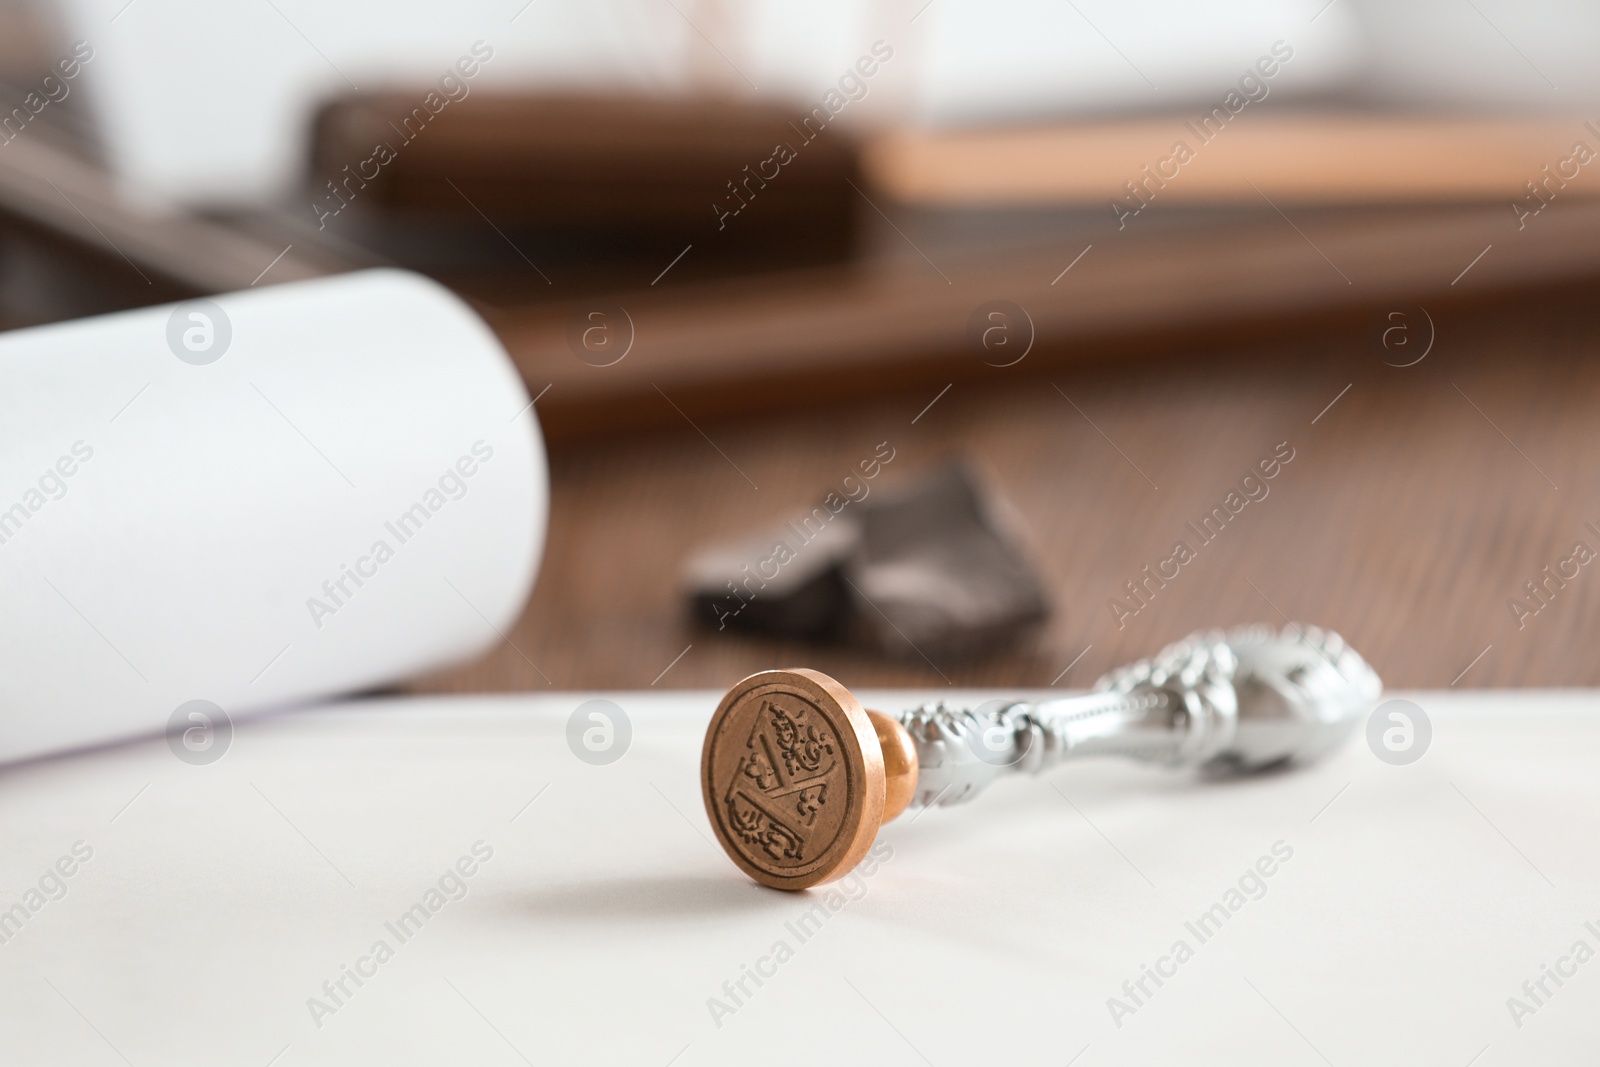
700,669,915,891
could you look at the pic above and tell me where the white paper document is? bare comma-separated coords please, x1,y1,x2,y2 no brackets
0,689,1595,1064
0,270,546,763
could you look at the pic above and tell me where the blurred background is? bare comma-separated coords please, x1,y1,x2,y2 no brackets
5,0,1600,691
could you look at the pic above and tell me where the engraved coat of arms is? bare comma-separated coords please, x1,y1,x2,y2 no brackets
723,701,838,863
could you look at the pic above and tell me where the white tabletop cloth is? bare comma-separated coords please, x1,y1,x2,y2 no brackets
1,689,1595,1065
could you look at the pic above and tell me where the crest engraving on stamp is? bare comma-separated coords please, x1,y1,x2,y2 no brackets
721,698,841,866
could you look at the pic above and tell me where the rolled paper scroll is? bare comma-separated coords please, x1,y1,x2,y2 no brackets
0,269,546,762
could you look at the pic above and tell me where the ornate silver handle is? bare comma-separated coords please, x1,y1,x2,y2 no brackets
901,623,1382,809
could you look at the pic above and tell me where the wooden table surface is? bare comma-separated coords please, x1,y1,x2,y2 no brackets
412,280,1600,695
9,118,1596,693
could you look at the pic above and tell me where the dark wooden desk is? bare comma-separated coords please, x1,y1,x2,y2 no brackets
7,121,1598,691
412,282,1600,694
